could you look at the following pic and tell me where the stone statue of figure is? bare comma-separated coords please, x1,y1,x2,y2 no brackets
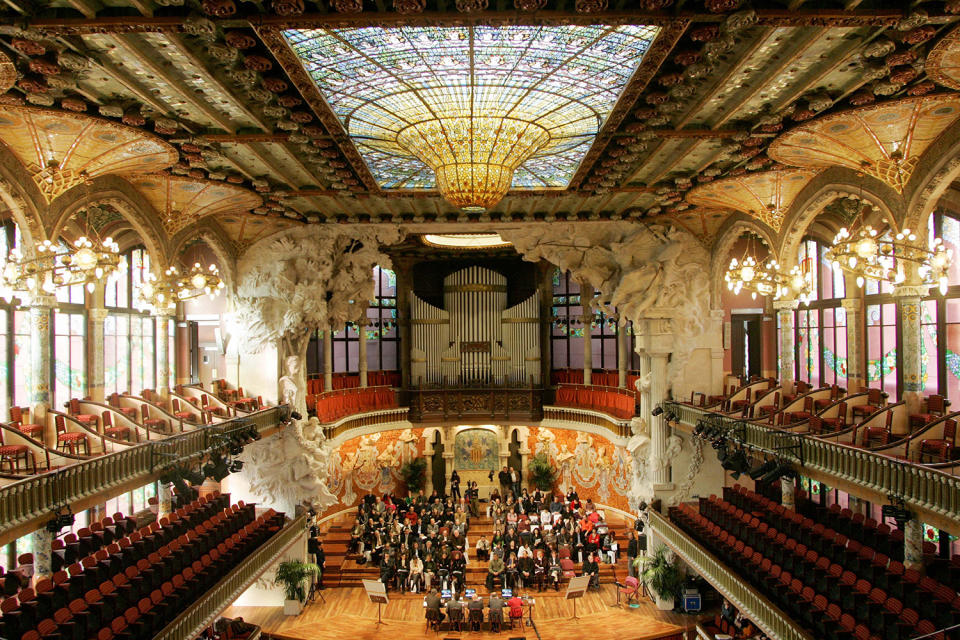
278,355,300,410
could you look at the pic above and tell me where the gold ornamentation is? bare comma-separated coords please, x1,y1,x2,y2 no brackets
443,283,508,293
127,174,263,235
768,94,960,193
926,24,960,90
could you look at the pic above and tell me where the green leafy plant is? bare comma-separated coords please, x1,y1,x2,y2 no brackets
274,560,322,603
528,452,555,491
638,545,684,603
399,457,427,495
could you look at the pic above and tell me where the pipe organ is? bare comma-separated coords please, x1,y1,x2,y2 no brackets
411,266,540,386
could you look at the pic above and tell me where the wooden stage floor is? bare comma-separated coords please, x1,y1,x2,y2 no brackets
224,584,708,640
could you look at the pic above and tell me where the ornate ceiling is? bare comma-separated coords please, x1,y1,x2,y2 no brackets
0,1,957,255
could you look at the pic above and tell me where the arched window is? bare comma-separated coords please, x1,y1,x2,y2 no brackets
103,247,155,396
795,237,847,389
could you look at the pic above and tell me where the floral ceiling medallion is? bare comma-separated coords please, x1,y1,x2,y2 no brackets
684,168,821,232
0,105,178,204
767,94,960,194
926,25,960,91
127,174,263,235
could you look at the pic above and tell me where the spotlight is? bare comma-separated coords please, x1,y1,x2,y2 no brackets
748,459,777,481
760,463,792,484
229,460,244,473
290,411,302,421
652,406,664,417
46,506,75,534
665,410,678,423
722,450,751,479
693,421,706,437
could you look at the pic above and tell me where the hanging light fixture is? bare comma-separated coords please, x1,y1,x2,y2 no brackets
724,235,814,304
1,233,124,301
826,222,952,294
139,263,225,312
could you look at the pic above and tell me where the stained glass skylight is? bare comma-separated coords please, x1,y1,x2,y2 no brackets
284,24,659,202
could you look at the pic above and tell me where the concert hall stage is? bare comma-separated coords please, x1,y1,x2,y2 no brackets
224,585,703,640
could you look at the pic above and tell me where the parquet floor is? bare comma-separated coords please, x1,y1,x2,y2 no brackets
224,584,708,640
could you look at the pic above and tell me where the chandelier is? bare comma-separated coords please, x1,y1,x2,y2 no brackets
724,236,814,304
826,224,952,294
139,263,225,312
1,235,124,300
284,24,660,210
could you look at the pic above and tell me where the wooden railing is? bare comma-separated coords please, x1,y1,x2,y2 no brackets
665,401,960,525
0,406,286,544
648,509,814,640
154,512,306,640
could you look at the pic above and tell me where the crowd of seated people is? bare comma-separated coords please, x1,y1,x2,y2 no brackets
347,484,619,595
701,599,771,640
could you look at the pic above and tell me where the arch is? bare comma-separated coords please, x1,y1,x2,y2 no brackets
708,214,778,307
778,168,904,273
0,142,46,252
169,219,239,293
421,426,446,455
46,175,169,269
903,120,960,236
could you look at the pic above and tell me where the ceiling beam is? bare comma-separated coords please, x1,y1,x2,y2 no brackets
25,9,930,34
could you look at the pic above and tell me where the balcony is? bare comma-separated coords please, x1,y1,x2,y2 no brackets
665,401,960,533
154,512,307,640
0,406,286,547
647,508,814,640
406,386,543,422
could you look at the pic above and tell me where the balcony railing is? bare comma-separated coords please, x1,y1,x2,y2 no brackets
665,401,960,526
0,406,287,544
154,512,307,640
648,509,814,640
542,405,632,439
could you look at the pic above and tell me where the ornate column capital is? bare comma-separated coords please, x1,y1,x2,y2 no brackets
27,294,57,309
772,299,799,312
88,307,110,323
840,298,862,312
892,284,930,299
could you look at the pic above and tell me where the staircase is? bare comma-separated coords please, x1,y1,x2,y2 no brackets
318,509,636,589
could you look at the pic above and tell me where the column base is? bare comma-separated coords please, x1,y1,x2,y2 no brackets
652,482,675,492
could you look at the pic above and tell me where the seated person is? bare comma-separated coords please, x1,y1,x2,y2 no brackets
446,593,464,626
507,593,524,623
425,588,445,625
476,534,491,561
583,552,600,589
488,591,506,627
467,593,485,630
486,551,505,590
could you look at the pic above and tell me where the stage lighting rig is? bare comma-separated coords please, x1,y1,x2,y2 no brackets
651,406,664,417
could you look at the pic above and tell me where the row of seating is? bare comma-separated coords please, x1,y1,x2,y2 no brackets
307,387,398,423
550,369,642,389
305,371,402,396
0,492,279,640
554,385,637,419
672,502,947,640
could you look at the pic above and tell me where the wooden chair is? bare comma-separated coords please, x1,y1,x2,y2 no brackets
757,391,781,420
101,412,131,442
910,394,949,431
852,388,886,422
822,402,848,431
171,399,197,425
140,405,168,433
0,428,36,473
56,415,89,456
919,419,957,463
108,394,137,421
859,411,894,448
9,407,44,443
68,399,99,430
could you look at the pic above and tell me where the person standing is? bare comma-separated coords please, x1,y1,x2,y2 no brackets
498,466,511,497
450,469,461,501
626,529,639,578
509,466,521,498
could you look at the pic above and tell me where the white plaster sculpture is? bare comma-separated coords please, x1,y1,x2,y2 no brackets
234,225,404,512
502,222,711,389
626,415,652,507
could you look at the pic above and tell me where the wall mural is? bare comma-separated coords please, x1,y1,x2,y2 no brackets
319,425,634,518
454,429,499,471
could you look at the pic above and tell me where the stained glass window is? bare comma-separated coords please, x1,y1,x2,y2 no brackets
105,253,130,308
797,308,820,388
104,314,130,396
53,311,85,409
130,315,155,393
822,307,847,388
922,300,939,396
13,310,30,408
867,302,898,397
551,270,583,370
367,266,398,372
284,24,659,190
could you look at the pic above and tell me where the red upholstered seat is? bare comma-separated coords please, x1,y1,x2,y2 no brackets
55,415,89,456
910,394,948,430
10,406,44,441
68,398,99,427
852,387,886,421
919,418,957,462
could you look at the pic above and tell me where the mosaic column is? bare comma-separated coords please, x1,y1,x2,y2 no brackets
648,350,671,488
772,300,798,395
87,307,108,403
30,295,55,443
31,525,53,582
582,319,593,387
904,518,924,573
895,285,927,415
618,321,629,388
781,476,796,511
157,481,172,521
155,312,174,396
322,327,333,392
358,318,368,388
842,298,864,392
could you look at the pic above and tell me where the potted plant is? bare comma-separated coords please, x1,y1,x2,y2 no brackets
528,453,556,491
636,545,683,610
274,560,321,615
399,457,427,496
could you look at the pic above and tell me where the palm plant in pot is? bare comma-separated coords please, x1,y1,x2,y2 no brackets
528,452,556,491
636,545,683,610
274,560,321,615
399,457,427,496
